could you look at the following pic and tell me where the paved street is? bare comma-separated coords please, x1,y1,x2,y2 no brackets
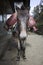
0,32,43,65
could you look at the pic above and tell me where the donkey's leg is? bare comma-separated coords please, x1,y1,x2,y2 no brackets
21,40,26,59
16,39,21,61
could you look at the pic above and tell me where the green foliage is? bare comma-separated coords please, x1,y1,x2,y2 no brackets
33,5,43,25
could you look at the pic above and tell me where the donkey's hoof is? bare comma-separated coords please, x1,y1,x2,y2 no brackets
16,56,20,61
23,55,26,59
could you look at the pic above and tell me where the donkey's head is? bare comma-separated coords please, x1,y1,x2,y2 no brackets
17,9,29,40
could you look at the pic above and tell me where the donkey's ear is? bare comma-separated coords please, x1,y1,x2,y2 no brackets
14,11,18,18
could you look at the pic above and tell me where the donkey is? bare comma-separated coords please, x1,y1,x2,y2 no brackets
18,10,28,59
12,9,29,60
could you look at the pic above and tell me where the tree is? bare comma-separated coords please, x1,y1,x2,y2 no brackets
33,5,43,25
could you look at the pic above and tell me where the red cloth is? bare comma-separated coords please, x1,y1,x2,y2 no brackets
6,13,17,26
27,16,36,27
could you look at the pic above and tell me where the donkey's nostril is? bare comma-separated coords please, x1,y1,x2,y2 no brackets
20,31,27,39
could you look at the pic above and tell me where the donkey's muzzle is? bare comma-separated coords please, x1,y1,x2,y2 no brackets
20,31,27,40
